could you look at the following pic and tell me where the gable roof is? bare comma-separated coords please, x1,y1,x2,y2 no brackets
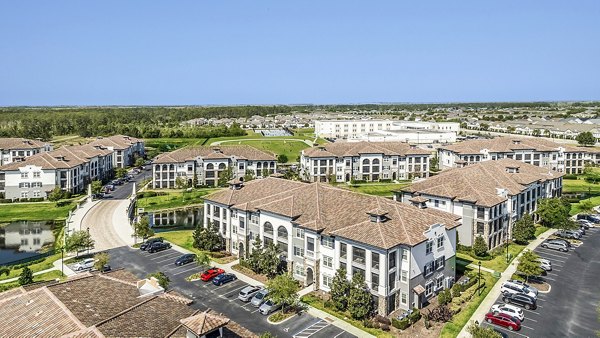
440,136,590,155
402,159,563,207
205,178,460,248
179,310,230,336
0,144,111,171
89,135,143,150
0,138,49,150
153,145,276,164
303,141,430,157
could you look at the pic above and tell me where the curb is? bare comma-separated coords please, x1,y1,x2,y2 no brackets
267,311,299,325
538,282,552,294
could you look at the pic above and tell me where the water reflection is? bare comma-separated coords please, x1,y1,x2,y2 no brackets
148,207,203,230
0,221,56,265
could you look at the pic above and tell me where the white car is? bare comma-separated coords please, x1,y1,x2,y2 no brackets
491,303,525,322
500,281,537,299
507,279,539,296
536,258,552,271
73,258,95,271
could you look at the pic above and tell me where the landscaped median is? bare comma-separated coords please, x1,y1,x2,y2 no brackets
158,230,236,264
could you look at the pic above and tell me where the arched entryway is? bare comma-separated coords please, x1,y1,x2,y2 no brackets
238,242,245,258
392,172,397,180
306,267,314,286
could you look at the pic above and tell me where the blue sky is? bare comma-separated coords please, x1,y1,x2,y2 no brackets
0,1,599,105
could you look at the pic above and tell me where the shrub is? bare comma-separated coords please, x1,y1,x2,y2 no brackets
451,283,462,298
472,236,488,257
323,300,334,309
391,318,410,330
374,314,391,325
438,289,452,305
56,200,71,207
408,308,421,324
563,174,578,180
380,324,390,331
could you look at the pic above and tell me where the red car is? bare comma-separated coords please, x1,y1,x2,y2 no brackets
200,268,225,282
485,312,521,331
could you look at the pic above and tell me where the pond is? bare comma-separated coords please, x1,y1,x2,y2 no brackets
0,220,58,266
148,207,203,232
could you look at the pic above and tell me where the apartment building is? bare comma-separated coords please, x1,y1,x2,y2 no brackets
315,120,459,143
0,138,53,166
152,145,276,188
204,178,461,315
396,159,563,249
90,134,145,168
0,144,113,199
439,136,598,174
300,142,431,183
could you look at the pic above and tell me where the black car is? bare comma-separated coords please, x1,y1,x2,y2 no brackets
577,214,600,223
148,242,171,253
175,254,196,266
502,292,537,310
140,237,163,251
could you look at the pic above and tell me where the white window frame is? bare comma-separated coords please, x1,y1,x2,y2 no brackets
437,236,444,249
426,240,433,255
322,255,333,268
425,280,434,296
401,270,408,283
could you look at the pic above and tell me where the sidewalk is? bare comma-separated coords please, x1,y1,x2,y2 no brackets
167,242,374,338
457,228,557,338
67,199,100,235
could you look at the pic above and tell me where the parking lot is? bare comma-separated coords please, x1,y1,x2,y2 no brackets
106,245,356,338
483,226,600,337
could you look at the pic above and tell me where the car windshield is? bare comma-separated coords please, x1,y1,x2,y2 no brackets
255,292,265,299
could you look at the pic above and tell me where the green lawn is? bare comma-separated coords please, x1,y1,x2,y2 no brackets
534,225,550,237
0,269,65,292
440,271,499,338
339,182,411,198
570,195,600,215
158,230,234,264
217,139,310,163
51,135,90,148
0,201,75,222
0,252,62,281
457,242,526,273
138,188,218,212
562,178,600,195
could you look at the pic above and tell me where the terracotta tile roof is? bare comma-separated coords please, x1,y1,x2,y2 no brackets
153,145,276,164
409,196,429,203
0,138,49,150
62,327,105,338
89,135,143,150
206,178,460,248
440,136,592,155
0,144,111,171
303,141,430,157
180,310,230,336
403,159,563,207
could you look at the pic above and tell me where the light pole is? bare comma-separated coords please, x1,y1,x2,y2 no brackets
86,227,90,255
478,261,482,295
506,226,509,263
61,246,64,276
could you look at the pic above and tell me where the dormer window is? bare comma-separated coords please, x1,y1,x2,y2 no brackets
367,208,388,223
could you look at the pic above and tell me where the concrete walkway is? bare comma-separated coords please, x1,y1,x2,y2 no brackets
210,138,314,147
457,228,557,338
466,263,495,274
166,242,373,338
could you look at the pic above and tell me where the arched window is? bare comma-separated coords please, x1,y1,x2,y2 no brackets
263,162,268,168
264,222,273,235
277,226,288,240
362,158,370,165
206,163,214,170
169,164,174,170
218,163,226,170
372,159,380,165
162,164,168,171
270,162,275,167
257,162,262,168
155,165,160,171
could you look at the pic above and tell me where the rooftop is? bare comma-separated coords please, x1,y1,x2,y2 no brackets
89,135,143,150
0,138,50,150
0,143,112,170
440,136,590,155
303,141,430,157
153,145,276,164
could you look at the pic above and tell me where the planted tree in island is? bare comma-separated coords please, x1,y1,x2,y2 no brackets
517,250,544,283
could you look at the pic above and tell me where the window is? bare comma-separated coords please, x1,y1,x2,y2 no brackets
33,191,41,198
352,267,365,279
295,228,305,239
20,172,28,179
435,256,446,270
323,275,333,288
239,217,245,229
294,246,304,257
425,281,434,296
264,222,273,235
371,252,380,270
294,264,305,277
401,270,408,283
21,239,28,245
277,226,288,239
33,238,41,245
389,251,396,269
323,255,333,268
307,237,315,253
436,275,444,290
322,236,334,248
33,172,41,178
426,240,433,255
424,261,434,277
401,292,407,305
352,247,366,265
437,236,444,249
388,271,396,290
340,243,347,259
371,273,379,290
402,249,408,261
20,192,28,198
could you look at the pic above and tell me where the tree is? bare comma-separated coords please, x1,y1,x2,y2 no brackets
262,168,270,178
133,215,154,240
175,176,189,189
91,180,103,194
517,250,544,283
536,198,571,229
65,230,95,256
438,289,452,306
467,322,502,338
244,170,256,182
578,200,595,214
247,236,264,273
330,268,351,311
532,129,541,137
512,214,536,244
18,266,34,286
192,224,205,250
148,271,170,289
48,187,70,201
218,166,234,186
0,266,10,277
277,154,288,163
115,167,128,179
472,235,488,257
204,221,223,251
135,157,145,168
192,169,198,187
93,252,110,271
266,273,300,313
196,252,211,267
347,273,373,319
577,131,596,146
259,242,281,278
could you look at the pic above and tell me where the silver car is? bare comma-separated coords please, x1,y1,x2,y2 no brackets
238,286,262,302
536,258,552,271
541,239,569,252
259,299,282,315
73,258,95,271
250,289,269,307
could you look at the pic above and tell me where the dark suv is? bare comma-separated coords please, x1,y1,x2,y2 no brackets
502,292,537,310
577,214,600,223
140,237,163,251
148,242,171,253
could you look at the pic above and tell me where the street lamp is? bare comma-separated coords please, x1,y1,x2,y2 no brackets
478,261,482,295
86,227,90,255
506,226,510,263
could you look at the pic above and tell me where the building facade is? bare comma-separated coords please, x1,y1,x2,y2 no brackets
203,178,461,315
300,142,431,183
396,159,563,249
152,145,277,188
315,120,459,143
0,138,53,166
90,135,145,168
439,136,598,174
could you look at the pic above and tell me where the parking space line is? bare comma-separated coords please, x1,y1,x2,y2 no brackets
332,332,344,338
546,272,559,276
522,325,535,330
224,286,247,299
215,280,243,291
172,265,200,276
149,252,180,261
537,247,571,256
483,323,529,338
293,320,330,338
526,317,538,322
542,276,556,281
522,308,540,315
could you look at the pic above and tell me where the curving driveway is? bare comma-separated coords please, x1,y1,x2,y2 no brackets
81,199,134,251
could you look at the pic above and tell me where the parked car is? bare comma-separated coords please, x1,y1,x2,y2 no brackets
99,264,111,273
485,312,521,331
506,279,539,296
549,238,571,247
73,258,95,271
502,292,537,310
500,281,537,299
238,286,262,302
541,239,570,252
536,258,552,272
577,219,592,229
577,214,600,223
259,299,283,315
140,237,163,251
175,254,196,266
200,267,225,282
491,303,524,322
212,273,237,286
251,289,269,307
147,242,171,253
556,230,581,239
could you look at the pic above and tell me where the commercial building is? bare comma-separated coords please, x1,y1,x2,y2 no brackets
152,145,277,188
204,177,461,315
90,135,145,168
300,142,431,182
396,159,563,249
0,138,53,166
438,136,599,174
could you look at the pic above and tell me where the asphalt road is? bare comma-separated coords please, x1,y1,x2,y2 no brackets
483,226,600,338
107,245,357,338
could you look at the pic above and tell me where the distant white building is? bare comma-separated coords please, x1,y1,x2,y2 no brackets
0,138,53,166
315,120,459,144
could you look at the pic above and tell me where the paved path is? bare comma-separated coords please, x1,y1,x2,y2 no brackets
81,199,135,251
210,138,314,147
457,228,557,338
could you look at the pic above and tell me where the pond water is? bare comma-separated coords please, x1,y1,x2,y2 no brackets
148,207,203,232
0,221,57,266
